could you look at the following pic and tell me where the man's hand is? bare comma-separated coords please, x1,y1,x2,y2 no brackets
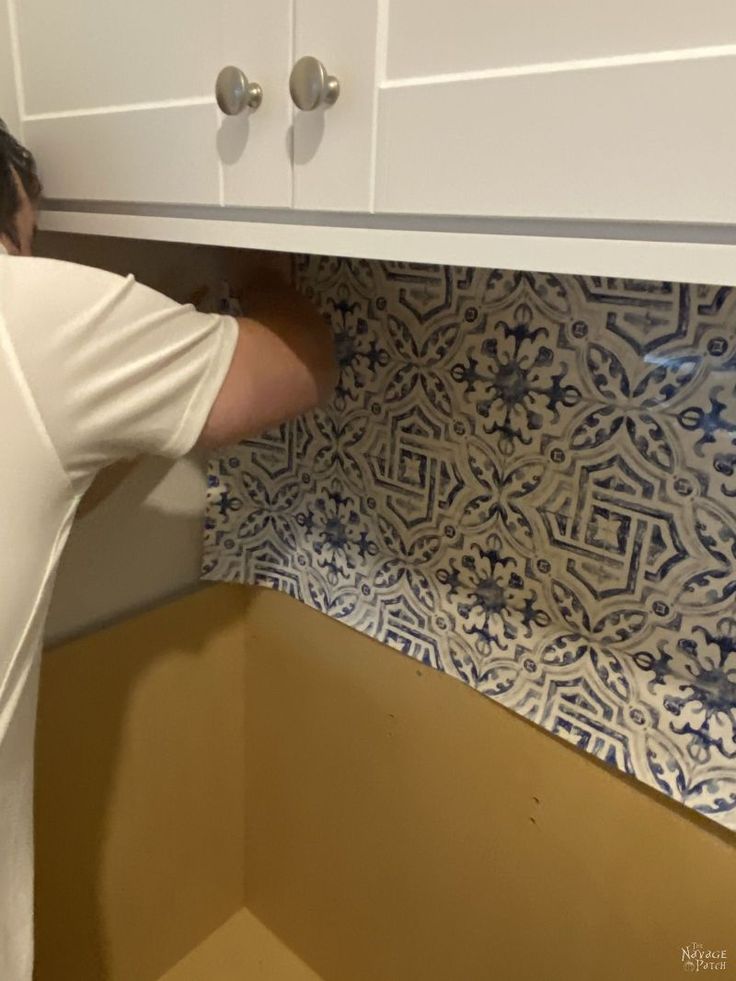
76,458,141,518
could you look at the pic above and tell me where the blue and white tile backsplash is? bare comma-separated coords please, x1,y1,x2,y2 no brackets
203,257,736,832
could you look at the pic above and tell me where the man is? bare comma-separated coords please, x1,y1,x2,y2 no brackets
0,121,337,980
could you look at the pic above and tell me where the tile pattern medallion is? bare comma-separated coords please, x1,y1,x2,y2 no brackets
203,258,736,831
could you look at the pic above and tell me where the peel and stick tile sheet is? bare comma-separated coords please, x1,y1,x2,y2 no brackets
203,257,736,831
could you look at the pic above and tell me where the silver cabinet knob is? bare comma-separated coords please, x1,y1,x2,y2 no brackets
289,56,340,111
215,66,263,115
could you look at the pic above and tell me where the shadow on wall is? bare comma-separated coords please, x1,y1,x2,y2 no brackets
33,232,236,303
45,455,209,646
36,585,251,981
33,231,292,305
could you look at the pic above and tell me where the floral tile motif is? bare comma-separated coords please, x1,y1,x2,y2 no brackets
203,258,736,832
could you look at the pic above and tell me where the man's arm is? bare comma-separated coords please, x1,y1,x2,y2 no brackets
196,276,337,449
76,273,336,515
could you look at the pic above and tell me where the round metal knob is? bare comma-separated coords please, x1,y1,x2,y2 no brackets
289,56,340,111
215,66,262,115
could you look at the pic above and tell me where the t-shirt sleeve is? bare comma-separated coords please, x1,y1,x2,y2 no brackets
5,256,239,488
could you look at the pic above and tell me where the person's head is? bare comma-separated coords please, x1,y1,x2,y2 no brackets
0,119,41,256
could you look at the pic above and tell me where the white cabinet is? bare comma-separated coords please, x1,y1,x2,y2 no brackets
13,0,378,212
376,0,736,223
16,0,736,223
14,0,292,207
9,1,736,284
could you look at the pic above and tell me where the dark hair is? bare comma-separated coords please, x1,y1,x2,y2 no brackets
0,119,42,249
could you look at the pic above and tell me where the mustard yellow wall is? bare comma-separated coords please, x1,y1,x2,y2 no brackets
240,588,736,981
35,584,247,980
36,584,736,981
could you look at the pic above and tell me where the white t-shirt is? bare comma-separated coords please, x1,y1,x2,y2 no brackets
0,244,239,980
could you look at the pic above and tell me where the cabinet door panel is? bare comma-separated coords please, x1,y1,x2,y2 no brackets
14,0,292,207
387,0,736,79
292,0,379,211
15,0,222,204
16,0,218,116
25,104,221,204
376,53,736,224
220,0,292,208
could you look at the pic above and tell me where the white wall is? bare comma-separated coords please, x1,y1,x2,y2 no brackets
0,0,21,137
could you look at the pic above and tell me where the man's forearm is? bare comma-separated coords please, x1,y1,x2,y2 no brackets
244,280,337,403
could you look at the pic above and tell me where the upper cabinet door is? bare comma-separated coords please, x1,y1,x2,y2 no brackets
375,0,736,224
16,0,221,205
219,0,292,208
291,0,381,211
15,0,292,207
